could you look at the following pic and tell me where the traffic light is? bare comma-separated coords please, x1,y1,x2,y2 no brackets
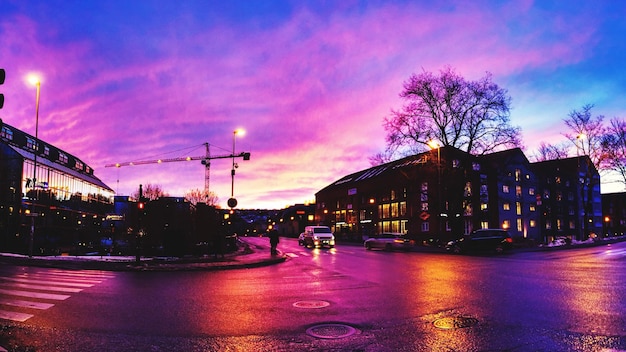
0,68,5,110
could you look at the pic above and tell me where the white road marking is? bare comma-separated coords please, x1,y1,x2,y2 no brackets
0,288,71,301
0,269,115,323
0,298,54,310
0,309,33,322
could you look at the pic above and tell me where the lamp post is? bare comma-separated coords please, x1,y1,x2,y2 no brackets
26,74,41,257
428,140,442,236
228,128,244,209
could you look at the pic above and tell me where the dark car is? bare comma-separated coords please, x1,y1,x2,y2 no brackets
445,229,513,254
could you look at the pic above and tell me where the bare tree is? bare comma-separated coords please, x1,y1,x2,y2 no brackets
132,184,168,201
563,104,606,170
380,66,521,161
185,188,219,206
531,142,570,162
602,117,626,187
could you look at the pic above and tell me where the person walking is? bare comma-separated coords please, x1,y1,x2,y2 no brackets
268,226,280,255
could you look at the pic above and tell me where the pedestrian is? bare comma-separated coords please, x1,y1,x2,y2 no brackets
268,226,279,255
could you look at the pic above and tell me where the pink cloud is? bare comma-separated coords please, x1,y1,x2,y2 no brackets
2,1,618,208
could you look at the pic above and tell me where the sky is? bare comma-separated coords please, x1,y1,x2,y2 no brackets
1,0,625,209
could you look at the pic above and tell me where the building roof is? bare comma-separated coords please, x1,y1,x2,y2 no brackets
1,121,113,192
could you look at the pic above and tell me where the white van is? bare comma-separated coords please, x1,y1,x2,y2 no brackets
302,226,335,248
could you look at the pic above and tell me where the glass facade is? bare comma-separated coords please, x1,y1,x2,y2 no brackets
1,122,114,254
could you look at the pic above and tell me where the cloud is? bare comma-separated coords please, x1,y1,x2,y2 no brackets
2,1,624,208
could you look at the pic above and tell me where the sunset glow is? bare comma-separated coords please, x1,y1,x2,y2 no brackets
2,1,625,209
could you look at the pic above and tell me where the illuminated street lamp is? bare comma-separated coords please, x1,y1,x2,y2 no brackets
228,128,245,208
428,140,442,234
26,73,41,257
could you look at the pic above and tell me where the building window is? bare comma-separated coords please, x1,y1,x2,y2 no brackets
516,186,522,198
391,203,399,217
481,221,489,229
391,189,396,201
516,202,522,215
58,152,68,164
530,220,536,227
453,159,460,168
472,162,481,171
502,220,511,230
26,137,38,151
480,203,488,211
464,182,472,197
1,126,13,140
44,145,50,156
381,204,390,218
421,222,430,232
517,218,522,232
529,187,535,196
421,202,429,211
515,169,521,182
399,202,406,216
569,220,575,229
529,204,536,212
556,219,562,231
502,185,510,193
503,202,510,211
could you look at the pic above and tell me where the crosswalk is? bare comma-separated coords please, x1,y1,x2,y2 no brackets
0,268,114,322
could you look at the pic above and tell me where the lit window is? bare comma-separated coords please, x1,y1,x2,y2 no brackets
516,202,522,215
528,188,535,196
421,222,430,232
530,220,536,227
503,202,510,211
502,185,510,193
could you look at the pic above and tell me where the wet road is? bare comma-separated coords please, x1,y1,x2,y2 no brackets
2,238,626,351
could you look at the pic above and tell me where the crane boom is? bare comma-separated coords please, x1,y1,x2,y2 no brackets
105,142,250,197
104,152,250,168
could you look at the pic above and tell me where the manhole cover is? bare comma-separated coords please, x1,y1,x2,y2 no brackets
433,316,479,329
293,300,330,309
306,323,357,339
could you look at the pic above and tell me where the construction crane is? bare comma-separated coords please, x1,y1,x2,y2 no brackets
105,143,251,198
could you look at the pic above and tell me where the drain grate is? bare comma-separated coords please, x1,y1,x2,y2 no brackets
433,316,479,330
306,323,357,339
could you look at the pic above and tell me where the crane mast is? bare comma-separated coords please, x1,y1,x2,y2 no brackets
105,143,251,198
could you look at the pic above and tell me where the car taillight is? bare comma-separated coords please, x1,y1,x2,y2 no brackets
505,237,513,243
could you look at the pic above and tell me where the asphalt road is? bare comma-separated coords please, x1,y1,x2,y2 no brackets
1,237,626,351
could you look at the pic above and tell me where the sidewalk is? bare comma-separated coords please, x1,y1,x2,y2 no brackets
0,237,287,271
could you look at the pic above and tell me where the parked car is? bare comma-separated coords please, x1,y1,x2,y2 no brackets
364,233,413,251
302,226,335,249
445,229,513,254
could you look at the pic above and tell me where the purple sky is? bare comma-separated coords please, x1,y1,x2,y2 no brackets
2,1,625,209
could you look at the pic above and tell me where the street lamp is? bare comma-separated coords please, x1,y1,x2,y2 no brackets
26,73,41,257
428,140,442,235
228,128,245,208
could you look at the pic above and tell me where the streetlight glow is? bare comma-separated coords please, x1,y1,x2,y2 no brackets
26,73,41,86
427,140,440,149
